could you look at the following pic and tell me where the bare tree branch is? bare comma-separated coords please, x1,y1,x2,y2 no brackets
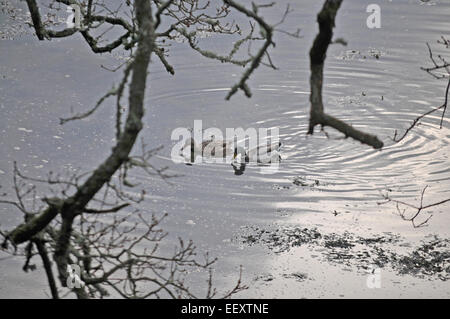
392,39,450,143
307,0,383,149
379,186,450,228
224,0,274,100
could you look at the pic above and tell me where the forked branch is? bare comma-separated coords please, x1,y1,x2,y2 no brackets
308,0,383,149
392,39,450,143
379,186,450,228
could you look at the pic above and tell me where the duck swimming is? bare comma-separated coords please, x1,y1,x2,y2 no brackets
180,135,282,164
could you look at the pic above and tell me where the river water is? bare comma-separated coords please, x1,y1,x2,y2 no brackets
0,0,449,298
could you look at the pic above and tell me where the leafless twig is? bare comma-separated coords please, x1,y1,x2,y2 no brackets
379,186,450,228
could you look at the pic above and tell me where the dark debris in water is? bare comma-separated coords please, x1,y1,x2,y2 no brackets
236,226,450,281
253,273,275,283
240,226,321,253
272,184,291,190
337,48,385,60
324,237,355,249
272,176,332,191
393,239,450,280
292,176,330,188
283,272,308,281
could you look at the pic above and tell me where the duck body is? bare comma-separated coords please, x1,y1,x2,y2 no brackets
180,137,235,162
180,136,281,164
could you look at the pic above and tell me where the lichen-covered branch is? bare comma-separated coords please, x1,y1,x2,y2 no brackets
3,0,155,295
223,0,274,100
3,197,62,246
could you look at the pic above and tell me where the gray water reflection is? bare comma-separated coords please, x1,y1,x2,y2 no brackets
1,0,450,297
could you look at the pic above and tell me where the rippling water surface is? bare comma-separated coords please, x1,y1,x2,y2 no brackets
1,0,450,297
